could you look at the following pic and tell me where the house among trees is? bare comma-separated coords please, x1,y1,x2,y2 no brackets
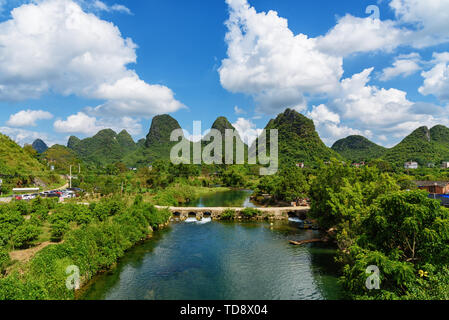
352,161,365,168
404,161,418,169
296,163,305,168
442,162,449,169
415,181,449,194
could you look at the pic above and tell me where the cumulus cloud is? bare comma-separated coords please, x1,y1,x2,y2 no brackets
390,0,449,48
219,0,449,147
53,111,142,136
6,109,53,127
419,52,449,101
316,15,406,56
379,53,422,81
0,0,183,117
306,104,371,146
232,117,262,146
219,0,343,114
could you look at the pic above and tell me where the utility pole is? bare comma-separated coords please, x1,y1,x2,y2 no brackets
69,165,72,189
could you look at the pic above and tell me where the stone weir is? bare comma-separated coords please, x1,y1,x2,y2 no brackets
154,206,310,221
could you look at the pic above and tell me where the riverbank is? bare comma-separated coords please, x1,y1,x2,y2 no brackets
0,197,173,300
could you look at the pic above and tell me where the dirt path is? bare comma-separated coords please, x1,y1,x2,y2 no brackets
9,241,60,264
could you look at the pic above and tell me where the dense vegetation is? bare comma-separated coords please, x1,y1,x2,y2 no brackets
0,134,61,194
383,126,449,168
332,135,387,162
0,196,171,299
261,109,341,167
309,160,449,299
67,129,137,166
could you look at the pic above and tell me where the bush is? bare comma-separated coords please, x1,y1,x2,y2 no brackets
240,208,261,218
10,223,40,249
0,247,11,274
221,209,236,220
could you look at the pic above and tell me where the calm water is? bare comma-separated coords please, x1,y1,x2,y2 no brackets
187,189,257,208
80,190,343,300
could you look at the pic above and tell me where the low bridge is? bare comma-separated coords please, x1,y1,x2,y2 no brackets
155,206,310,221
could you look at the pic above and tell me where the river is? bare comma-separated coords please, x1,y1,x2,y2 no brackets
80,190,343,300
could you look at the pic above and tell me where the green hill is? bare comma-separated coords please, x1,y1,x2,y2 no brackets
0,134,59,192
332,135,386,162
123,115,185,166
257,108,340,166
67,129,136,166
382,125,449,167
31,139,49,154
200,116,247,164
42,145,82,173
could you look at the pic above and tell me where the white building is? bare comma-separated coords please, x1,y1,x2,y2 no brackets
404,161,419,169
442,162,449,169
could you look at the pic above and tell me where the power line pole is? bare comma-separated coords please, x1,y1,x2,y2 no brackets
69,165,72,189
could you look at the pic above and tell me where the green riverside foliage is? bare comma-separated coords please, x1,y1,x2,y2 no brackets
254,166,309,203
221,209,236,220
0,196,172,300
240,208,261,218
309,160,449,299
332,135,387,162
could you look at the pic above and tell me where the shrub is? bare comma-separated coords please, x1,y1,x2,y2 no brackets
221,209,236,220
10,223,40,249
240,208,261,218
0,247,11,274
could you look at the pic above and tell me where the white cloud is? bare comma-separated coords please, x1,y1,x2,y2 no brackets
390,0,449,48
379,53,422,81
54,112,100,135
91,0,132,15
6,109,53,127
219,0,343,114
234,105,246,115
306,104,370,146
0,126,58,146
316,14,406,56
306,104,340,125
54,111,142,136
232,117,262,146
419,52,449,101
0,0,183,117
86,74,185,116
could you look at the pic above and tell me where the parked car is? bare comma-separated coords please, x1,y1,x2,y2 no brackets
45,193,60,198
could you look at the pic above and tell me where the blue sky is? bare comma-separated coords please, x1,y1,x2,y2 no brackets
1,0,449,148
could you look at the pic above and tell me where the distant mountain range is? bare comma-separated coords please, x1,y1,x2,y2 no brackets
18,109,449,169
332,125,449,166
